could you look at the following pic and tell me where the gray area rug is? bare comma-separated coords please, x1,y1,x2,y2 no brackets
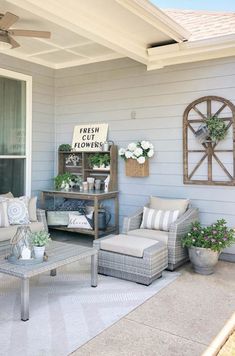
0,259,179,356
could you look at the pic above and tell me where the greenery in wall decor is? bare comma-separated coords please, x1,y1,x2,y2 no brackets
206,115,227,142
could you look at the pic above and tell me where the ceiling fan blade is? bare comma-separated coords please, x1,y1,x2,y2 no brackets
8,29,51,38
0,12,19,30
8,35,20,49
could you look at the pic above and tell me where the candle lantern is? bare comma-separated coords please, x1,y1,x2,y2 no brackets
9,226,33,260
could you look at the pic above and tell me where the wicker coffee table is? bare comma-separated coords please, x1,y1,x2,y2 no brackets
0,241,98,321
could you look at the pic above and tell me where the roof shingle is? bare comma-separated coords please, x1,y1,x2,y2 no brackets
164,9,235,41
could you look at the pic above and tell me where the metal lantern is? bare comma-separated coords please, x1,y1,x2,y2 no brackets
10,226,33,260
195,124,210,144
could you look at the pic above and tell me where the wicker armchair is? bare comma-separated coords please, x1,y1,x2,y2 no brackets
122,205,199,270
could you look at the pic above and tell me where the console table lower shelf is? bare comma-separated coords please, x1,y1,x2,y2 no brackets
0,241,98,321
41,190,119,239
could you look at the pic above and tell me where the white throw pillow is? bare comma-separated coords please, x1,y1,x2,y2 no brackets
140,207,179,232
0,201,10,227
7,198,30,225
68,213,93,229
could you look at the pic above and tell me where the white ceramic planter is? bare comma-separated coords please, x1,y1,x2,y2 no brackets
93,164,110,170
33,246,45,260
189,246,219,275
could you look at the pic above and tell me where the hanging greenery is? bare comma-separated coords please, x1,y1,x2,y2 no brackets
206,115,227,142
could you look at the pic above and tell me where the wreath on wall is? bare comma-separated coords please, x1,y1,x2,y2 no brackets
195,115,227,143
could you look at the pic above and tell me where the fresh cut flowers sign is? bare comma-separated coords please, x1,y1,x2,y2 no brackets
72,123,108,151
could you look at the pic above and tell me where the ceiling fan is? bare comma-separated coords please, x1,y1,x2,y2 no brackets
0,11,51,49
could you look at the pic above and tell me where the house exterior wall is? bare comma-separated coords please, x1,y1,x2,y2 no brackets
0,54,55,197
55,57,235,256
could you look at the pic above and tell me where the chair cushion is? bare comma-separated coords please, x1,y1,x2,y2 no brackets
100,234,158,258
140,207,179,231
150,196,189,217
0,222,44,243
127,229,168,245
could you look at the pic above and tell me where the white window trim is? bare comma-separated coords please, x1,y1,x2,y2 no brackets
0,68,32,197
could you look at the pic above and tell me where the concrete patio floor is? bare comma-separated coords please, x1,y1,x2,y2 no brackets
71,261,235,356
51,231,235,356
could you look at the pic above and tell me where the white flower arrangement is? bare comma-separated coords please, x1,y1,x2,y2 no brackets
119,141,154,164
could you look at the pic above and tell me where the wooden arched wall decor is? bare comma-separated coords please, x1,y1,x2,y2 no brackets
183,96,235,186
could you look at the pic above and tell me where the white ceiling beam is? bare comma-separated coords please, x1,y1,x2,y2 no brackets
7,0,149,65
115,0,190,43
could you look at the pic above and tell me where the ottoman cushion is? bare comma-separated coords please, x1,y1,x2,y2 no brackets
100,234,158,258
127,229,168,244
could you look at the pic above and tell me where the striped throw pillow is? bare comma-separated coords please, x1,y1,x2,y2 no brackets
140,207,179,231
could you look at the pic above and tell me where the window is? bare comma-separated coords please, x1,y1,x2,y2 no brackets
0,69,32,196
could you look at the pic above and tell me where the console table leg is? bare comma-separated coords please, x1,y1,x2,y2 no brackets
94,197,99,239
21,278,29,321
91,253,98,287
50,269,57,276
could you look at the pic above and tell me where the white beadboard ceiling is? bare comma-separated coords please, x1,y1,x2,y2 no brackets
0,0,189,69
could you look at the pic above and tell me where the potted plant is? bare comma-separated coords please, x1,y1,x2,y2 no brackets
31,231,51,260
54,172,82,191
182,219,235,275
195,115,227,144
58,144,72,152
88,153,110,170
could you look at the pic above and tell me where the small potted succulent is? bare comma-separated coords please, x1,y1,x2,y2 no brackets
182,219,235,275
31,231,51,260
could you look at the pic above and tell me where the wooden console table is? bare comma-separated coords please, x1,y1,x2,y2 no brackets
41,190,119,239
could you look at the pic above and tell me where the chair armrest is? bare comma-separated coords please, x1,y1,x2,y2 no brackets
122,209,143,234
169,207,199,236
36,209,48,232
167,206,199,266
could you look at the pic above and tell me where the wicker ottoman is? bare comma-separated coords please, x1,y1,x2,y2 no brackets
93,234,168,285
